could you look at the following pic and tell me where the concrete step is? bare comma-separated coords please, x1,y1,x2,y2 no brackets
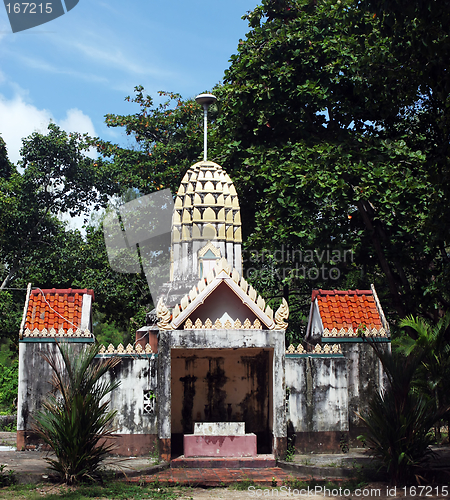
170,454,276,468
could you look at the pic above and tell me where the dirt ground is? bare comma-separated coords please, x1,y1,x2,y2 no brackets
187,484,449,500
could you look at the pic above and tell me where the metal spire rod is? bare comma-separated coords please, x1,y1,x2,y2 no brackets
195,93,217,162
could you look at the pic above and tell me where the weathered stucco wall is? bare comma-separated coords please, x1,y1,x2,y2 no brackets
18,336,386,457
17,341,158,455
17,340,92,449
99,355,158,435
158,328,286,459
285,354,348,452
286,355,348,433
98,354,158,456
339,341,389,432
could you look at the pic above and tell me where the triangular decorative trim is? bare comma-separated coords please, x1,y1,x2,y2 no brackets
170,258,287,330
198,241,221,258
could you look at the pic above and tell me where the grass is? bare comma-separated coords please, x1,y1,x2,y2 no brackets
0,464,16,487
283,478,340,491
325,461,345,468
0,433,16,447
0,482,191,499
0,422,17,432
231,478,255,490
149,444,160,465
284,434,296,462
282,461,383,493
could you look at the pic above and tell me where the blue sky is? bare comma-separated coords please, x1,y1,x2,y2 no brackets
0,0,259,165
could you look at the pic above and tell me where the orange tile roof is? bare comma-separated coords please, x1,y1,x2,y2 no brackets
312,289,383,332
23,288,94,335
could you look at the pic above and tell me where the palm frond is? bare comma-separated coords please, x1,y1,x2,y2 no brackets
32,341,121,484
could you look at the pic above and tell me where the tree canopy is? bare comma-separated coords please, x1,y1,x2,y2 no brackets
0,123,118,291
0,125,144,347
213,0,450,324
95,0,450,335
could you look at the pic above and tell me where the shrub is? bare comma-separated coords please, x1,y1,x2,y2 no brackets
0,359,18,413
33,341,120,484
358,340,445,485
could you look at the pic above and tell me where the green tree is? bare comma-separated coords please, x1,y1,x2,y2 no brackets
0,221,92,349
93,89,208,196
0,291,21,352
0,124,128,349
0,123,118,291
95,0,450,328
76,218,152,345
93,314,127,348
361,0,450,301
214,0,450,322
0,358,18,413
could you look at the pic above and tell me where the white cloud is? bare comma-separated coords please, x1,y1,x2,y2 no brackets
0,94,53,164
0,94,96,164
70,41,171,77
60,108,98,160
59,108,96,137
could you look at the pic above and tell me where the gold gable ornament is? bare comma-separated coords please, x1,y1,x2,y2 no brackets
156,298,172,330
274,298,289,330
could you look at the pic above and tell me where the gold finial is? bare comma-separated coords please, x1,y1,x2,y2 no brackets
156,297,172,330
274,298,289,330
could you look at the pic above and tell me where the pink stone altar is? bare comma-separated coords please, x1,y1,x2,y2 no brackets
184,422,257,458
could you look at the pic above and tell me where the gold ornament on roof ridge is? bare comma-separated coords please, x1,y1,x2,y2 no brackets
156,298,172,330
274,298,289,330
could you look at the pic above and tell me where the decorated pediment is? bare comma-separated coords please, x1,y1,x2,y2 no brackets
156,258,289,331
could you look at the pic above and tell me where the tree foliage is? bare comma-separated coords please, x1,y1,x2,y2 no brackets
0,124,146,347
93,89,207,195
0,123,118,291
94,0,450,331
0,358,18,413
396,314,450,426
1,0,442,341
76,221,152,344
214,0,450,323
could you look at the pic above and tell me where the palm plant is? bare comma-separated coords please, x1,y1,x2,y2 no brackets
358,339,445,485
396,313,450,439
33,341,121,484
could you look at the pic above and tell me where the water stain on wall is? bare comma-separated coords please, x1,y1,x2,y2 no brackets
205,357,227,421
180,374,197,433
